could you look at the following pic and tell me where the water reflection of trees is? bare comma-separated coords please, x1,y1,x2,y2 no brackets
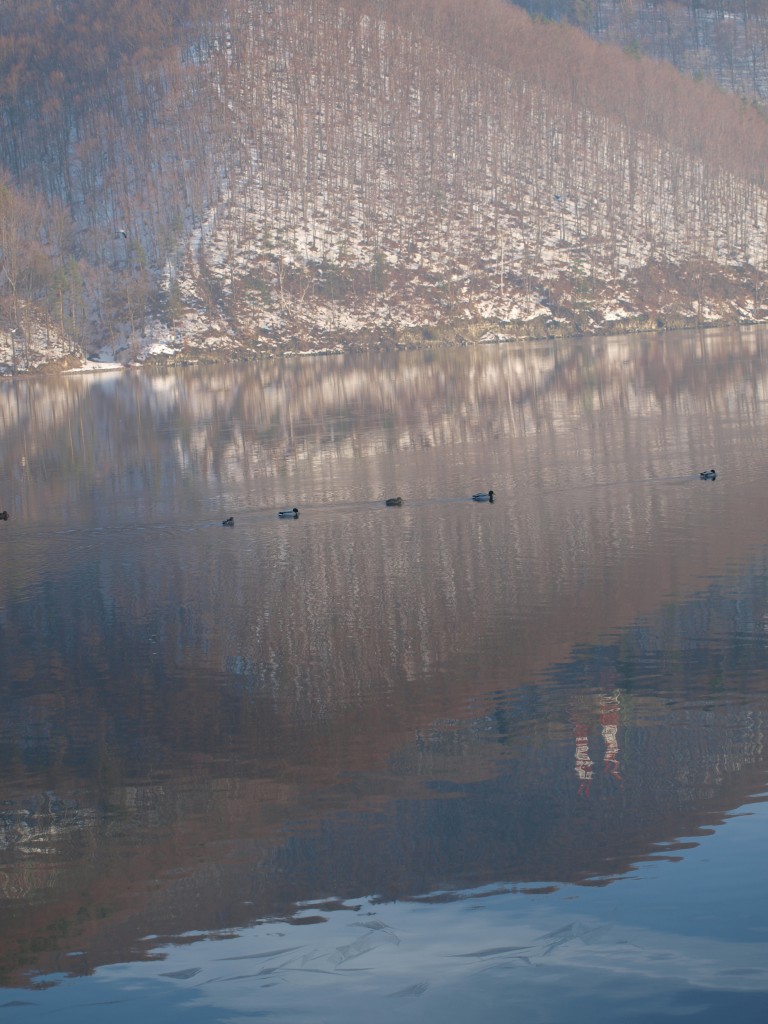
4,329,768,982
3,328,768,785
4,331,768,777
2,574,768,983
3,327,768,497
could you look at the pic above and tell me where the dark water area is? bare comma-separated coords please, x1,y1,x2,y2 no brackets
1,327,768,1021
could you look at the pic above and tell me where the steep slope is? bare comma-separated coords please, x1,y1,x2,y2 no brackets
3,0,768,369
162,0,768,359
513,1,768,105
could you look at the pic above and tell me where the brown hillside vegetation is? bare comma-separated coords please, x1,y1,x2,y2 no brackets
514,1,768,105
3,0,768,367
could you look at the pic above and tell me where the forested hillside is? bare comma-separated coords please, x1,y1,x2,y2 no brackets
0,0,226,368
515,1,768,103
3,0,768,371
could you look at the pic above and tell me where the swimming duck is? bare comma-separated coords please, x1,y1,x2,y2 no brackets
278,507,300,518
472,490,495,502
699,469,717,480
222,516,234,526
385,497,403,506
0,510,8,520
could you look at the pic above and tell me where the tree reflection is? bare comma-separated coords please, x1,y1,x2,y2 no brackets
3,329,768,983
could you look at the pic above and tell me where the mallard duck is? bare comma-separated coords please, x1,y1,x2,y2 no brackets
472,490,495,502
0,510,8,520
222,516,234,526
385,497,403,506
278,507,300,518
699,469,717,480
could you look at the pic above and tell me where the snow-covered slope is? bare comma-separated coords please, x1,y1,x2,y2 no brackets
3,0,768,373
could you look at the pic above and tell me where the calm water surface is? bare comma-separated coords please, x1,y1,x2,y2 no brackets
2,327,768,1021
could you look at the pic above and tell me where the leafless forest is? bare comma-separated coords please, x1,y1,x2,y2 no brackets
3,0,768,368
516,1,768,101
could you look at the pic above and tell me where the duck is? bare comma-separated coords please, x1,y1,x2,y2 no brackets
222,516,234,526
699,468,717,480
385,497,403,506
278,507,300,518
0,510,8,520
472,490,495,502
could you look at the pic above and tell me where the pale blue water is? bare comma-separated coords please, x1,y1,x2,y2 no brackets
1,326,768,1021
7,805,768,1022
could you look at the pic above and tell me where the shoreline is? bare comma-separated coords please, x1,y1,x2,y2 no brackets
2,314,767,381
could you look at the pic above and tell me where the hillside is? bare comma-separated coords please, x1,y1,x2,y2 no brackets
514,1,768,105
3,0,768,372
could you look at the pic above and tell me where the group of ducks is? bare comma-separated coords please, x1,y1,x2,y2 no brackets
2,472,714,531
220,469,715,526
221,490,495,526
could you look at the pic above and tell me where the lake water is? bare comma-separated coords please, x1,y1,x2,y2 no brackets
2,327,768,1022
